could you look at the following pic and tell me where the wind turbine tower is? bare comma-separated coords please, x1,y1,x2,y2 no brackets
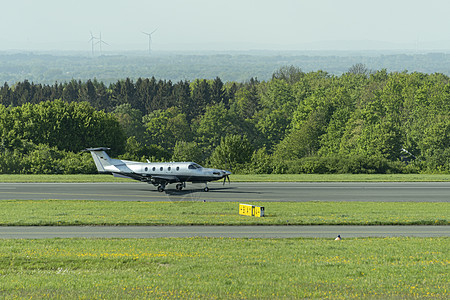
96,32,109,55
142,29,157,55
88,31,98,56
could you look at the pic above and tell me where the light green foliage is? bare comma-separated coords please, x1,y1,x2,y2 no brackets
0,99,125,153
249,147,273,174
0,144,96,174
195,102,255,160
254,108,290,150
171,141,204,163
208,134,253,171
0,67,449,174
143,107,191,150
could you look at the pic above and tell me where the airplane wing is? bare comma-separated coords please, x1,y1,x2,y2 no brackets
150,175,180,183
112,172,151,182
112,172,180,184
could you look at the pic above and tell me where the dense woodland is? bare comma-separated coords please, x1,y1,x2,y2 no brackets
0,65,449,174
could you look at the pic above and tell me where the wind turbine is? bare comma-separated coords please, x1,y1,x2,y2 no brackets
142,29,157,55
95,32,109,55
88,31,98,56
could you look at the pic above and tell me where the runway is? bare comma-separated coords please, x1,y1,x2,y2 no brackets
0,182,449,202
1,182,448,238
0,225,448,239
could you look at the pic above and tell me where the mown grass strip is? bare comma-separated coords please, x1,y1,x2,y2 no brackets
0,200,447,226
0,237,447,299
0,173,449,182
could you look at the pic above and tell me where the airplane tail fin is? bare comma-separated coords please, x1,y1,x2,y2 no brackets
83,147,113,173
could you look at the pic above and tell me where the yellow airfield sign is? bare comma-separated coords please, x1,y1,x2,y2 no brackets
239,203,265,217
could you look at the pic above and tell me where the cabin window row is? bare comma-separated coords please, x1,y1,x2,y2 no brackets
144,166,181,172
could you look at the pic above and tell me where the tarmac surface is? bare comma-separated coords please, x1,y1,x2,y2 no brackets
0,225,448,239
1,182,447,238
1,182,449,202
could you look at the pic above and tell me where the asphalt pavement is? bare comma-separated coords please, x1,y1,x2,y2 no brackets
1,182,449,202
1,182,447,238
0,225,448,239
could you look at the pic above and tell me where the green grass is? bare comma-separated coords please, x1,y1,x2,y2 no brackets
0,237,448,299
0,173,449,182
0,200,447,226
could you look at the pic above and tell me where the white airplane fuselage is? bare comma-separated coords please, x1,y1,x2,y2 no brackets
85,147,231,192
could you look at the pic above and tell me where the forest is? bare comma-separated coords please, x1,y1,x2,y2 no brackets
0,65,449,174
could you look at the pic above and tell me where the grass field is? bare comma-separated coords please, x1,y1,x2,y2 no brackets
0,173,449,182
0,200,447,226
0,175,447,299
0,237,448,299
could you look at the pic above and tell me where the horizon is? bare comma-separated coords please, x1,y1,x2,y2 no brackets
2,1,450,53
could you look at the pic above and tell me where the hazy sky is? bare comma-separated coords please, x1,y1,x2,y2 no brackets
2,0,450,52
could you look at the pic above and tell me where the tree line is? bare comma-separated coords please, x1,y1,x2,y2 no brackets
0,65,448,174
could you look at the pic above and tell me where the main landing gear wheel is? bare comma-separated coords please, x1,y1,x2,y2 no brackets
176,183,183,191
157,185,165,192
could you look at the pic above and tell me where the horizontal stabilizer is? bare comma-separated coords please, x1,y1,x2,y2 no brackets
83,147,111,152
113,173,134,180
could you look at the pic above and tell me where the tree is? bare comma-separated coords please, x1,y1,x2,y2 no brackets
231,83,260,119
62,80,80,103
171,141,204,163
348,63,371,76
3,99,126,154
113,103,145,142
190,79,211,118
195,102,238,149
208,134,253,171
272,65,304,84
143,107,191,151
210,77,227,106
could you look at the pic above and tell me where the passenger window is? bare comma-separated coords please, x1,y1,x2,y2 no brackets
144,167,148,172
176,166,179,171
160,167,163,171
152,167,155,171
168,167,171,171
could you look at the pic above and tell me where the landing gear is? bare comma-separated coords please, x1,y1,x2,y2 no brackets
203,186,209,192
157,184,165,192
176,183,185,191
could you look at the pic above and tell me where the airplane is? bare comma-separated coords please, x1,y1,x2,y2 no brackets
84,147,231,192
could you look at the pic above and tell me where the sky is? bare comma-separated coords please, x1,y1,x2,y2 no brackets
1,0,450,52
